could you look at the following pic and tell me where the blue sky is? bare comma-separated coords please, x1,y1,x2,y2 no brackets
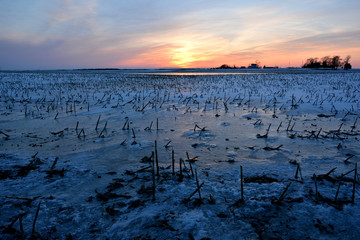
0,0,359,69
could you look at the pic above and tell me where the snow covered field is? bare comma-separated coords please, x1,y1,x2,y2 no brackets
1,69,360,239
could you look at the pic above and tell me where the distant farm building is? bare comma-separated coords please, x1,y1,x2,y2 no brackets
248,64,260,69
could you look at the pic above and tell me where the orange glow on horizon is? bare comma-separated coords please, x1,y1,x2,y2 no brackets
110,27,360,69
114,42,360,69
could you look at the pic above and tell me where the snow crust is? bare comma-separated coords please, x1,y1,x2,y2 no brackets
1,69,360,239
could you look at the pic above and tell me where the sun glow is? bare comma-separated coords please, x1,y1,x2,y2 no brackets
171,46,209,68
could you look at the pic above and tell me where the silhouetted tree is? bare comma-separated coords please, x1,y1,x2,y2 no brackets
331,56,341,69
303,55,351,69
218,64,238,69
344,63,352,70
343,55,352,70
219,64,231,69
343,55,351,64
303,58,320,68
321,56,331,68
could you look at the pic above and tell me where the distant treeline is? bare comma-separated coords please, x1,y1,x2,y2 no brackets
303,55,352,70
217,64,243,69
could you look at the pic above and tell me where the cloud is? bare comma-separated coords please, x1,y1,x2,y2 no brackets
1,0,359,69
0,34,177,69
275,30,359,50
51,0,98,23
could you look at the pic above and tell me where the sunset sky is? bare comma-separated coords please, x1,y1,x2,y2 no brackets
0,0,359,70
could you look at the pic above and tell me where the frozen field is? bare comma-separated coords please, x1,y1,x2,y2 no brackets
1,69,360,239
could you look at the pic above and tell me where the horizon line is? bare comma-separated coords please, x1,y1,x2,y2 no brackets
2,67,360,72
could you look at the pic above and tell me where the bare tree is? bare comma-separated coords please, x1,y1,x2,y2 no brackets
321,56,331,68
331,56,341,69
343,55,352,70
303,55,351,69
303,58,320,68
343,55,351,64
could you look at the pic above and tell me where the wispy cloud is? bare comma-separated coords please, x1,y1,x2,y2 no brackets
51,0,98,23
281,31,360,51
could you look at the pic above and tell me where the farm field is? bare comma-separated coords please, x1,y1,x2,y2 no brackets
1,69,360,239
